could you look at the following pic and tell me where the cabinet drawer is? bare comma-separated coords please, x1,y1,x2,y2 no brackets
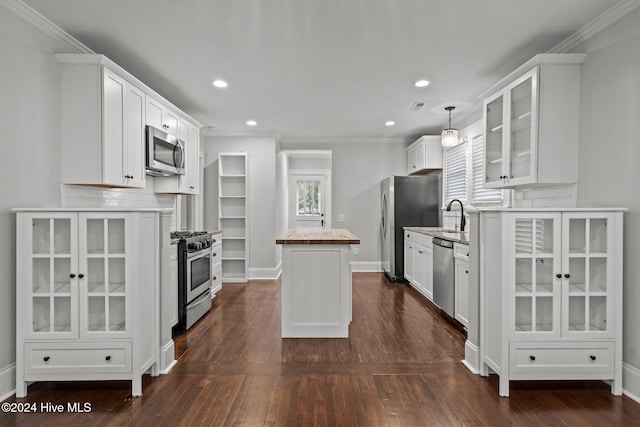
454,243,469,261
405,231,433,248
510,341,614,374
25,342,132,374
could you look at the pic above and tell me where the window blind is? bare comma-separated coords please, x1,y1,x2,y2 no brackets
444,141,468,203
471,134,503,204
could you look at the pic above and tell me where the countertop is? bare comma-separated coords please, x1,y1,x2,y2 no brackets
276,228,360,245
404,227,469,245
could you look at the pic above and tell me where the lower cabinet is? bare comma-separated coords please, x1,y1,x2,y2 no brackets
14,209,160,397
404,231,433,301
211,232,222,297
454,243,469,328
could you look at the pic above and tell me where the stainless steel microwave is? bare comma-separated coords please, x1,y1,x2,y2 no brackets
145,125,185,176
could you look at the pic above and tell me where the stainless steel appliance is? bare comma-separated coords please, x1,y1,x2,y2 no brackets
172,231,219,337
146,125,185,176
432,237,455,317
380,174,441,282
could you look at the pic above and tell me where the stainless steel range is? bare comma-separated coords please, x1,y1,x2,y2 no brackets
171,231,217,337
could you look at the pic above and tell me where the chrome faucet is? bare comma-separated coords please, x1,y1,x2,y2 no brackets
446,199,465,232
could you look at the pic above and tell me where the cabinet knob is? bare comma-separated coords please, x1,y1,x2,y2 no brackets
213,276,217,281
529,355,536,361
105,355,111,361
70,273,76,278
78,274,85,279
556,274,562,279
212,252,217,257
564,273,571,279
590,355,596,361
43,356,50,362
465,270,468,274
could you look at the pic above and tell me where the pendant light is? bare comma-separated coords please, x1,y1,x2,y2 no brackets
441,106,459,147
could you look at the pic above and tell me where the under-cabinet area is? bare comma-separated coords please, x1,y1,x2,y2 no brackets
470,208,624,397
404,228,469,329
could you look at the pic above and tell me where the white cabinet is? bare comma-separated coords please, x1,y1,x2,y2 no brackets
57,58,146,188
404,231,434,301
218,153,248,282
481,54,585,188
146,96,180,137
454,243,469,328
155,118,201,195
407,136,443,175
477,208,623,397
211,232,222,296
15,209,160,397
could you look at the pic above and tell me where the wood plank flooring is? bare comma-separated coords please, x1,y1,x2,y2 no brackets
2,272,640,426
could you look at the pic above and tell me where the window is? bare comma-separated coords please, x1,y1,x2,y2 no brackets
444,140,468,204
470,134,503,205
296,180,321,216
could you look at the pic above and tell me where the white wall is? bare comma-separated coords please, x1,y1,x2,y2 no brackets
279,141,407,267
202,135,278,278
571,6,640,396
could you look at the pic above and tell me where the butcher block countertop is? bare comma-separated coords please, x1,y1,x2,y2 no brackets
276,228,360,245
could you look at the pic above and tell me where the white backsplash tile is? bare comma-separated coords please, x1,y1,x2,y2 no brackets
513,184,577,208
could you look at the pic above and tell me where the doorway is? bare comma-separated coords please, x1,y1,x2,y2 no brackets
290,170,331,229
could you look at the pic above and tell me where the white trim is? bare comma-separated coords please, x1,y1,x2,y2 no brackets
549,0,640,53
350,261,382,272
159,341,176,375
281,137,408,145
203,129,280,138
462,341,481,374
623,362,640,404
0,363,16,401
0,0,93,53
249,262,282,280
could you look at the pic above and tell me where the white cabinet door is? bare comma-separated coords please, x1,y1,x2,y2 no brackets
78,213,132,339
506,213,562,339
407,145,419,175
124,83,146,188
102,68,126,187
423,243,434,300
561,213,616,339
146,96,179,136
454,258,469,327
20,213,79,340
413,244,427,293
404,238,415,284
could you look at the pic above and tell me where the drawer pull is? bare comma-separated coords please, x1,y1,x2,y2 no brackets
43,356,50,362
556,273,562,278
590,355,596,361
70,273,76,278
529,355,536,361
564,273,571,279
78,274,85,279
105,355,111,361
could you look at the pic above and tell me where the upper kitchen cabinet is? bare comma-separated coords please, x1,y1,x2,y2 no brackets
481,54,585,188
146,96,180,137
154,119,200,195
57,55,146,188
407,136,443,175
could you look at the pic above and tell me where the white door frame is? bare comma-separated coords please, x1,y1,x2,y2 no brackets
289,169,331,229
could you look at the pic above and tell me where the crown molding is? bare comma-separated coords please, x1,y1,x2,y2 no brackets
280,137,408,144
549,0,640,53
0,0,93,53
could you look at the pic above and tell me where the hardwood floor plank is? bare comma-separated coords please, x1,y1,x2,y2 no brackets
2,273,640,426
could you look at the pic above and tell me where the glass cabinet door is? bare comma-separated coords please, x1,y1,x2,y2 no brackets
562,213,614,338
78,213,130,338
507,67,538,185
25,213,78,339
484,91,506,187
509,213,562,338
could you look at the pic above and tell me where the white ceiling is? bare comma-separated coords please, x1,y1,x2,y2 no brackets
23,0,621,139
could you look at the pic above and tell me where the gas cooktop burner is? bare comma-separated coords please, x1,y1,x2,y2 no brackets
171,230,210,240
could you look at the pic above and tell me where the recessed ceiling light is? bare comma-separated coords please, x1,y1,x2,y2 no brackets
212,79,228,88
246,120,257,126
385,121,396,126
414,79,430,88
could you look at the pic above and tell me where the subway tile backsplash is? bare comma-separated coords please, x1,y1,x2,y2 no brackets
513,184,577,208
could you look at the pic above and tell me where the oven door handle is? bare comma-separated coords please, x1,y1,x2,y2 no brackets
190,291,211,308
186,248,211,260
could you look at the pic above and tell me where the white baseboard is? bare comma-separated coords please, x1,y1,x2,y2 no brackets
249,261,282,280
0,363,16,401
159,341,176,374
462,340,481,374
623,362,640,404
350,261,382,272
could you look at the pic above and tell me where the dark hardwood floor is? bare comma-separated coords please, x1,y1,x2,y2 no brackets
2,272,640,426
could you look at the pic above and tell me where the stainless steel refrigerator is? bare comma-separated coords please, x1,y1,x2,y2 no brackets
380,174,442,282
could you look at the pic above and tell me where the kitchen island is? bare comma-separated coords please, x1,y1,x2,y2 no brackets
276,229,360,338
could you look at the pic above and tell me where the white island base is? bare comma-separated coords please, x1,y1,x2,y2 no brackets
277,229,360,338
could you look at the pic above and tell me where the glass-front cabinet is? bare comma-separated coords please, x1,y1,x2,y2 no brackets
21,212,130,340
507,212,615,340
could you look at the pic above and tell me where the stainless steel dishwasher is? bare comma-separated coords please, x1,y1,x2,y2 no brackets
432,237,455,317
